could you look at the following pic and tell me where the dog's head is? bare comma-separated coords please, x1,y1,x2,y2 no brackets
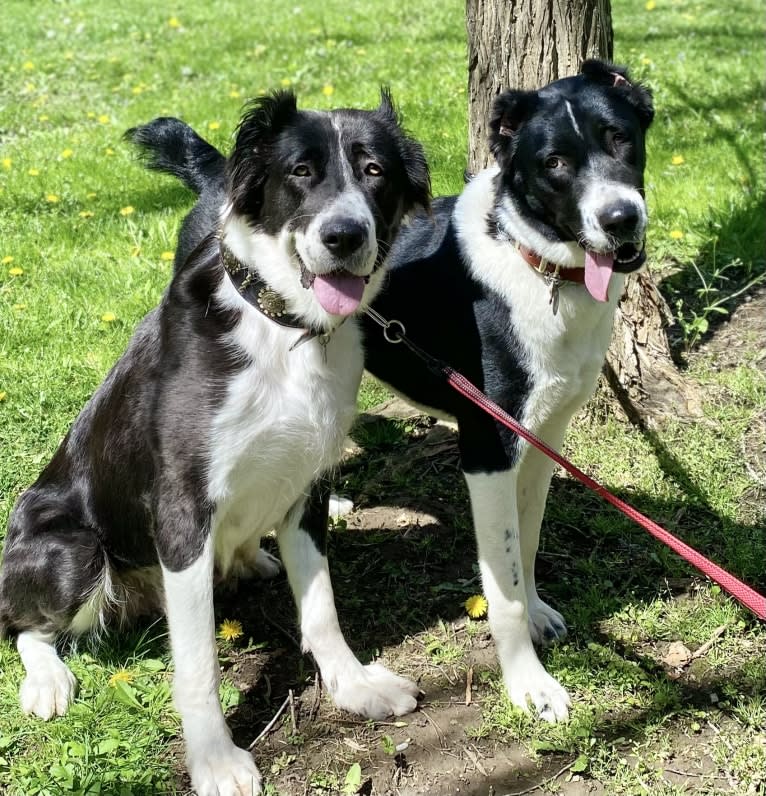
489,60,654,301
223,90,430,326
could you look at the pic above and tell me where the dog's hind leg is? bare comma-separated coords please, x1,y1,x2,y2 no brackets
277,477,420,720
0,513,110,719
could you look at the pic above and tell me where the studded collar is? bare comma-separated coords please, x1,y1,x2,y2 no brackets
220,243,331,348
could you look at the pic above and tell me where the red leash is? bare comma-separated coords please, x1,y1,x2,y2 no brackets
366,309,766,620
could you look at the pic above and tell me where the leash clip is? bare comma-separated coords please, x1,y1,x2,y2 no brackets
365,307,407,344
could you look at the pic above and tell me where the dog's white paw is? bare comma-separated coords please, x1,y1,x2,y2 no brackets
328,494,354,519
330,661,420,720
504,660,571,723
527,593,567,646
252,548,282,580
188,743,262,796
19,658,77,720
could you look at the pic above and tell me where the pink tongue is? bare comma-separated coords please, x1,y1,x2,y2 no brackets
312,272,366,316
584,250,615,302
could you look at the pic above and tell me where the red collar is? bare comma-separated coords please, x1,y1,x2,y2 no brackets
516,244,586,284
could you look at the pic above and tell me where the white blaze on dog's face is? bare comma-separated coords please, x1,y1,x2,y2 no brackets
221,90,430,327
489,60,654,302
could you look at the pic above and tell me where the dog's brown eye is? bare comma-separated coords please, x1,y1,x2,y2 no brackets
292,164,311,177
545,156,564,169
365,163,383,177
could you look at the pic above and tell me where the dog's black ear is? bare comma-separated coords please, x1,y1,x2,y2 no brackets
581,59,654,130
489,90,539,166
377,87,432,216
226,91,299,219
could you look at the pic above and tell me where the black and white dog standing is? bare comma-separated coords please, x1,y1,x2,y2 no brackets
114,59,653,725
0,91,429,795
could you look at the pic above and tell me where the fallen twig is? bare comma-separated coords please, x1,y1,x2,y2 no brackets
691,624,728,660
465,666,473,706
248,694,290,750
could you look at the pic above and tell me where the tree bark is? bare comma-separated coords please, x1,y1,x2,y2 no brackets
465,0,698,425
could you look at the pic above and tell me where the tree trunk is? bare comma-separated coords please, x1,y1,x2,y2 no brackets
467,0,613,174
465,0,698,425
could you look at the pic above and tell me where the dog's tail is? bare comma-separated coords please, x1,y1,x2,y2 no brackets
125,117,226,196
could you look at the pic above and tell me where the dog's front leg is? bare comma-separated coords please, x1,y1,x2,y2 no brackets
464,468,571,722
161,535,261,795
277,477,420,720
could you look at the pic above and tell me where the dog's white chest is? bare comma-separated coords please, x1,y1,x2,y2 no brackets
206,304,362,545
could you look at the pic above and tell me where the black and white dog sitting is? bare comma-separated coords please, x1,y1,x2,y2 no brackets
0,91,429,795
121,59,653,725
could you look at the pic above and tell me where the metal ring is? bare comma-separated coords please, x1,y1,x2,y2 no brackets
383,319,406,344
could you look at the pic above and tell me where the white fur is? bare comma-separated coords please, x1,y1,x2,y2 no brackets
17,630,78,720
565,100,583,139
277,513,419,719
163,537,262,796
206,255,366,575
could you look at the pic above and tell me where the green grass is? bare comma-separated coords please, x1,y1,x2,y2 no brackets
1,0,764,793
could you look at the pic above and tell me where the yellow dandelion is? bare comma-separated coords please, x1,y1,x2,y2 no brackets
160,251,175,261
120,205,134,216
61,148,74,159
1,158,11,170
168,16,181,28
79,210,94,218
87,191,97,199
131,85,144,95
669,229,684,240
64,51,74,61
2,256,13,264
640,57,652,66
645,0,656,9
12,303,27,310
130,245,141,257
45,194,59,203
671,154,685,165
98,114,110,125
87,111,96,119
105,148,115,156
218,618,244,642
108,668,133,686
464,594,488,619
9,267,24,276
38,114,49,122
280,78,292,87
101,312,116,323
229,89,241,99
28,168,40,176
355,48,367,56
322,84,334,97
0,391,7,402
22,60,35,71
208,121,221,131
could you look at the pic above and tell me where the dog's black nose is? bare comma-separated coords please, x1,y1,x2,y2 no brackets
597,201,639,239
320,219,367,258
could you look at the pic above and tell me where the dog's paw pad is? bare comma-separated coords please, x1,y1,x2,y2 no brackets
527,595,567,646
189,744,262,796
253,548,282,580
19,660,77,720
331,661,420,720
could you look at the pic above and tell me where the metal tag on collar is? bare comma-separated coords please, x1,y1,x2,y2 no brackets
541,260,562,315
